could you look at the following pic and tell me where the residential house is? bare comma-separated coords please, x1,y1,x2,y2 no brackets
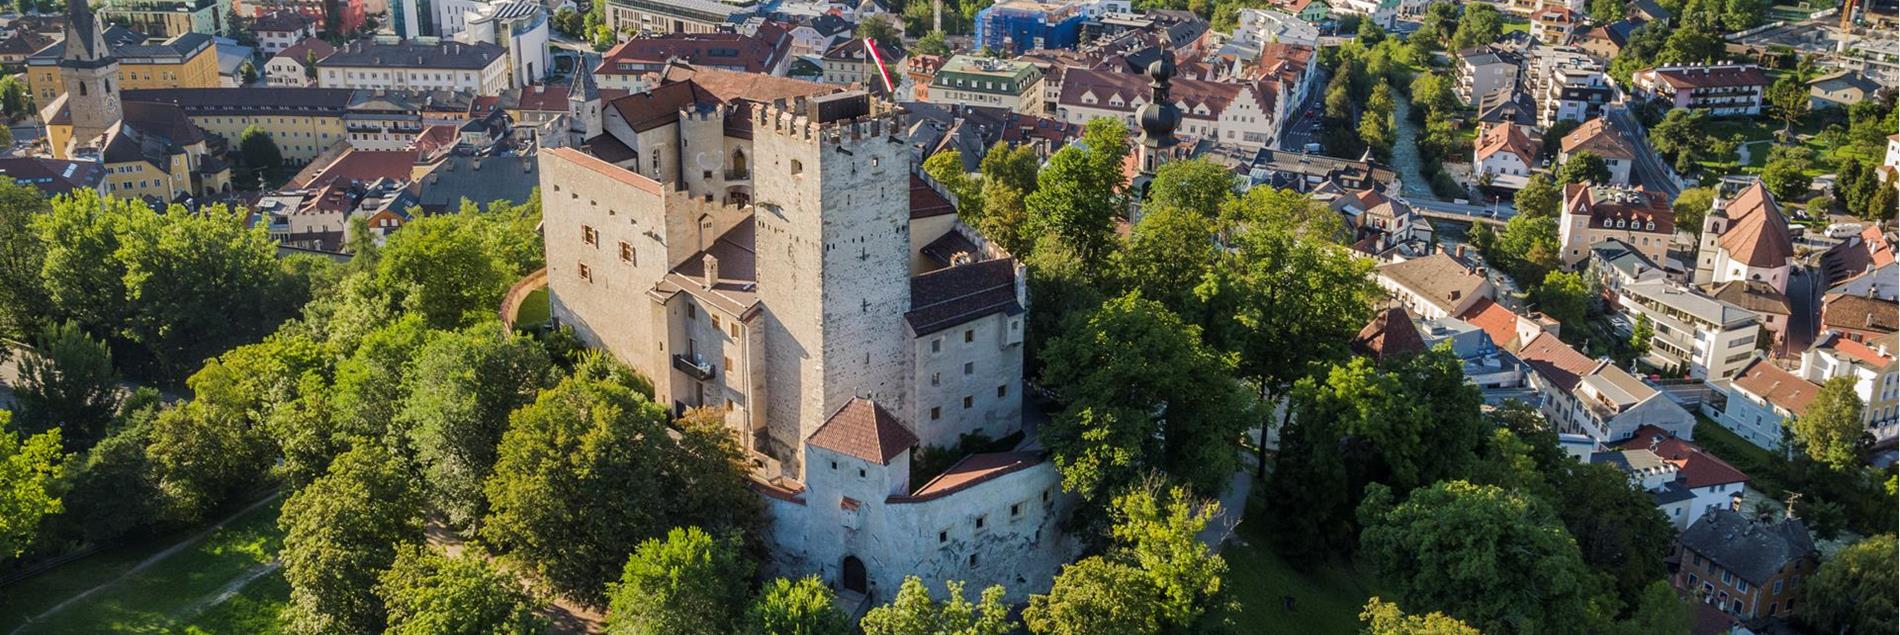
1340,189,1434,259
1820,291,1898,343
1706,281,1793,346
1350,306,1428,364
1534,49,1612,125
0,156,106,196
1808,70,1881,109
1458,45,1524,106
1233,8,1320,48
1618,278,1762,381
1248,149,1392,193
253,10,317,55
1575,19,1642,61
1557,183,1675,267
1056,66,1281,148
926,55,1046,112
1474,121,1540,190
1530,5,1579,44
1673,508,1818,621
1719,358,1820,450
972,0,1100,54
264,37,335,86
97,0,229,37
1518,331,1696,443
1559,117,1635,186
1587,238,1666,306
1374,251,1494,320
316,39,513,95
1599,425,1752,528
1693,183,1795,295
1632,64,1769,117
1798,331,1899,441
820,37,904,90
26,28,220,105
1475,86,1537,125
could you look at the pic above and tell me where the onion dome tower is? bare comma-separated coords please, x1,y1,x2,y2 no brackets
1136,51,1181,177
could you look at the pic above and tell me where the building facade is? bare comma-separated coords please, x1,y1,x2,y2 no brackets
1632,64,1769,117
925,55,1045,112
315,38,512,95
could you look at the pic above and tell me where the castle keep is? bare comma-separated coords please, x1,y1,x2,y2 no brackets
539,65,1072,606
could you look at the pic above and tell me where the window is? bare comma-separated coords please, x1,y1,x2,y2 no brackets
963,396,973,408
1772,579,1783,595
723,356,732,374
1768,602,1777,616
858,468,866,477
1737,579,1749,593
939,530,948,543
729,323,739,337
1721,570,1733,585
830,461,838,470
931,338,942,353
930,372,940,386
577,262,592,282
1010,502,1021,517
1731,600,1742,614
963,362,974,375
582,225,597,246
974,515,986,529
712,315,722,329
687,305,698,320
964,329,974,343
790,159,803,175
930,407,941,420
619,241,634,264
997,385,1008,397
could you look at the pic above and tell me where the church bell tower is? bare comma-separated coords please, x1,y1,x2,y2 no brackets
59,0,122,150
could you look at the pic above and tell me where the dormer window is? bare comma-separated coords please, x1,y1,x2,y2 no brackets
1603,218,1613,227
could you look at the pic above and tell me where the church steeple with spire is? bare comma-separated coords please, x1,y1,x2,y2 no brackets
1135,50,1181,177
57,0,121,153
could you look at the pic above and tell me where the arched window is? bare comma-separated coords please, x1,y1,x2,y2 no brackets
790,159,803,176
841,556,867,594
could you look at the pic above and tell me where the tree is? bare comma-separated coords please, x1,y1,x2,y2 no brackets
1611,581,1691,635
1791,376,1866,470
13,320,119,452
374,213,513,330
146,401,275,524
1451,4,1502,50
1587,0,1625,21
862,577,1016,635
1760,148,1814,202
1358,480,1609,634
240,125,282,170
1556,151,1611,185
1023,558,1161,635
743,577,852,635
1105,483,1230,629
1798,533,1897,635
0,419,62,558
377,546,544,635
1514,173,1561,217
1767,72,1811,135
0,181,47,338
1494,214,1561,286
1648,109,1712,172
280,443,426,635
331,314,431,447
914,30,949,56
1037,293,1257,504
1361,598,1481,635
401,324,552,527
1628,313,1654,357
482,363,759,605
1552,462,1674,606
1024,118,1129,272
1672,188,1714,235
0,75,31,120
606,527,752,635
61,410,162,544
1533,270,1591,332
1112,205,1217,317
854,15,900,50
1145,158,1236,216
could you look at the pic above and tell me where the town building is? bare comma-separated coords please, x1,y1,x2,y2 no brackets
1819,291,1899,343
1694,183,1795,293
1473,121,1539,190
1587,238,1667,304
1458,45,1523,106
1529,4,1578,44
1599,425,1751,528
1517,331,1696,443
1575,19,1641,61
122,87,355,163
1374,251,1494,320
1632,64,1769,117
1340,189,1434,260
1617,278,1762,381
1718,358,1820,450
1808,69,1881,108
26,27,219,105
604,0,755,36
973,0,1103,54
253,10,318,55
593,27,794,93
1557,183,1674,267
1705,280,1792,347
1055,66,1282,148
240,0,367,33
388,0,434,39
1534,51,1611,126
819,37,903,89
541,73,1082,604
1350,306,1427,364
1231,8,1319,48
264,37,335,86
1673,508,1817,621
1558,117,1635,186
0,156,106,196
97,0,230,37
1334,0,1414,29
316,38,513,95
1247,149,1392,193
924,55,1045,112
1475,86,1537,125
1798,331,1899,441
452,0,552,89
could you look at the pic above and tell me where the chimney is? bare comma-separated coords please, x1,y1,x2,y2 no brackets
703,253,720,288
1455,244,1466,260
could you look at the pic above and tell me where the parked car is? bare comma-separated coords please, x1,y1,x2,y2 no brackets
1303,142,1323,153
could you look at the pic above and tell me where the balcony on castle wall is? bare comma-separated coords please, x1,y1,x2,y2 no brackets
724,168,751,182
673,354,716,381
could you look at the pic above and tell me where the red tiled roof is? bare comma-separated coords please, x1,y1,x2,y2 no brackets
806,398,918,465
898,451,1041,500
1642,64,1769,90
272,36,336,64
1560,117,1635,160
1460,298,1522,350
292,149,420,189
1564,183,1676,235
1731,358,1820,416
1831,336,1895,367
514,84,572,112
1476,121,1539,164
1716,183,1794,269
596,25,792,76
1822,293,1899,334
1617,425,1750,488
542,147,663,195
1518,331,1597,391
1352,306,1426,362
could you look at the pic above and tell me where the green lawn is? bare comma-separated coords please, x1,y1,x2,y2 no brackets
5,497,285,634
1692,417,1787,495
178,570,289,635
515,287,550,327
1222,496,1383,635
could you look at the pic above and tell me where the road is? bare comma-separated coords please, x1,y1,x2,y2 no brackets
1782,265,1822,356
1606,105,1682,200
1276,68,1329,152
1410,197,1517,222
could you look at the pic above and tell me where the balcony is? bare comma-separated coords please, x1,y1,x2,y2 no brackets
673,354,716,381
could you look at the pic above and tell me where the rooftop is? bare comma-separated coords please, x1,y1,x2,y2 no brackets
1560,117,1635,160
1623,278,1758,328
1677,508,1814,586
906,257,1021,336
1715,183,1794,269
1730,358,1819,416
316,39,506,70
806,397,919,465
1376,252,1490,314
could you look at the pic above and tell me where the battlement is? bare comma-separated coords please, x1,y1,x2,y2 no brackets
752,91,906,146
678,103,728,123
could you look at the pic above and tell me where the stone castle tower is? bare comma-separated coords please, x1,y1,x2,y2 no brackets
59,0,121,147
749,92,914,473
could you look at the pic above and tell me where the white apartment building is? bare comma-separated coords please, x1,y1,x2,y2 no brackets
1519,331,1697,444
1232,8,1319,48
1459,45,1523,106
1618,278,1763,381
1533,47,1611,126
453,0,552,89
1799,331,1900,441
1474,121,1539,190
1558,117,1634,186
316,38,513,95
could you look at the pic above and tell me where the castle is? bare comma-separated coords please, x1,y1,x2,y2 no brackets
538,66,1075,606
